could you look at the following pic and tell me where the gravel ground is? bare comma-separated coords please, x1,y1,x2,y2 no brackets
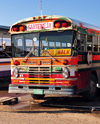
0,110,100,124
0,90,100,124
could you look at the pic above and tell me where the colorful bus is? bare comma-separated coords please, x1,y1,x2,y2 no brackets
8,15,100,101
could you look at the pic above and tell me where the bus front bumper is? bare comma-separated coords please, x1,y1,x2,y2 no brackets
9,84,77,96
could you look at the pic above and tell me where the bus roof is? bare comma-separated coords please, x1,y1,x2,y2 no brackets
0,25,10,30
10,15,100,36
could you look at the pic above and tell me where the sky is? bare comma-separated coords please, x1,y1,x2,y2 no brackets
0,0,100,27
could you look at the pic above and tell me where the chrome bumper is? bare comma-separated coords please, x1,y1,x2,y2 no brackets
9,84,76,96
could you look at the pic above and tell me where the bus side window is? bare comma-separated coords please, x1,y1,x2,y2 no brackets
77,33,81,50
62,43,66,48
99,37,100,52
56,42,61,48
87,35,92,51
49,41,55,49
81,34,86,51
93,36,98,52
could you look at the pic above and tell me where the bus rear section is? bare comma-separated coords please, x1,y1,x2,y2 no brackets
0,58,11,87
0,29,11,87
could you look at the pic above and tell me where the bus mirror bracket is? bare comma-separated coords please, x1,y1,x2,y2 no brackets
74,39,81,50
1,33,7,51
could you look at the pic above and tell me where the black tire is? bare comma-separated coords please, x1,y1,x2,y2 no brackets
31,94,45,100
82,74,97,101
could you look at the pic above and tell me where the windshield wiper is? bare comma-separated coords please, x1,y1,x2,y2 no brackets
41,50,58,62
23,47,35,62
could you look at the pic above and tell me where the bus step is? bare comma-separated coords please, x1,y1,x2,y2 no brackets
0,97,18,105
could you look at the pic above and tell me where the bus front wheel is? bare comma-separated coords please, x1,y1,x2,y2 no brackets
82,74,97,101
31,94,45,100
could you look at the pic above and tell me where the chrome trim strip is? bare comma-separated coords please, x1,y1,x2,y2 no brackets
78,63,100,70
55,78,78,81
11,77,78,81
11,65,78,67
11,77,24,80
11,56,77,60
19,71,51,73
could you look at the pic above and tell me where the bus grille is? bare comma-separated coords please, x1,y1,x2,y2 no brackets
29,67,51,84
29,67,50,71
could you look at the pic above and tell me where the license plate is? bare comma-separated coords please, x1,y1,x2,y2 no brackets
34,89,43,94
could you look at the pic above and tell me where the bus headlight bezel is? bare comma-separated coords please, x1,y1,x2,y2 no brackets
62,67,69,78
14,67,19,78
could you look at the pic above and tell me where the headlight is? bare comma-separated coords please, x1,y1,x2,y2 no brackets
62,67,69,78
14,67,19,78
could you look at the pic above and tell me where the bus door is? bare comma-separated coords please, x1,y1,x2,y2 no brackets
78,34,90,90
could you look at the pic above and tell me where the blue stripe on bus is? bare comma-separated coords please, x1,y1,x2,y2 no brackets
0,61,10,64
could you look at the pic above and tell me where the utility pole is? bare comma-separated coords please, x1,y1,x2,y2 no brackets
40,0,42,16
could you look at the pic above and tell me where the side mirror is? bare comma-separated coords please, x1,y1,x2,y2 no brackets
2,41,6,50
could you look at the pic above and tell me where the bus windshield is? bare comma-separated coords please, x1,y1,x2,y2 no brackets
12,30,73,57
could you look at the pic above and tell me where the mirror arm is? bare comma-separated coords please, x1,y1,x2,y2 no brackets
1,32,10,51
